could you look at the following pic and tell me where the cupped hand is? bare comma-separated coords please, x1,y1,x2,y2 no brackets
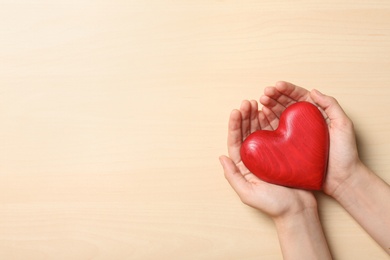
219,99,316,219
260,81,361,198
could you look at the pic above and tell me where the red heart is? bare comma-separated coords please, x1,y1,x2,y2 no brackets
240,101,329,190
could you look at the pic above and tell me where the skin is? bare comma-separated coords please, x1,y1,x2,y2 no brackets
260,81,390,255
260,82,358,198
220,81,390,258
219,98,332,259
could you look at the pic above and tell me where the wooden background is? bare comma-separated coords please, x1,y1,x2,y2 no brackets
1,1,390,259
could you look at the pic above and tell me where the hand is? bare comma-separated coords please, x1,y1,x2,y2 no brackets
220,98,333,259
260,81,361,198
219,99,316,219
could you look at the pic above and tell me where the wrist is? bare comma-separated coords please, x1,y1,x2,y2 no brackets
273,205,332,260
328,162,390,253
273,205,319,231
271,191,318,223
330,160,371,204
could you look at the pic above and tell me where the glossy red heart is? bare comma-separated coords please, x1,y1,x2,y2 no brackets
240,101,329,190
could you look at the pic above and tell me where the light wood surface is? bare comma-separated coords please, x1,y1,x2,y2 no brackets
1,1,390,259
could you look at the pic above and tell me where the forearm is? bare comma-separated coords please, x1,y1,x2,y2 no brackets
334,162,390,254
273,207,332,260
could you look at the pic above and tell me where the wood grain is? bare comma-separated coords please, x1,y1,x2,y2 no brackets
241,102,329,190
1,1,390,259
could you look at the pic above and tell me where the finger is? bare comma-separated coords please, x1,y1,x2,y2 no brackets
275,81,311,103
240,100,251,139
262,106,279,130
263,86,296,107
249,100,260,133
259,95,286,118
258,110,273,130
227,109,243,164
219,155,251,199
310,89,349,125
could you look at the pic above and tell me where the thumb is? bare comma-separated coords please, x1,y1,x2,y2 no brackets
219,156,250,197
310,89,348,122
